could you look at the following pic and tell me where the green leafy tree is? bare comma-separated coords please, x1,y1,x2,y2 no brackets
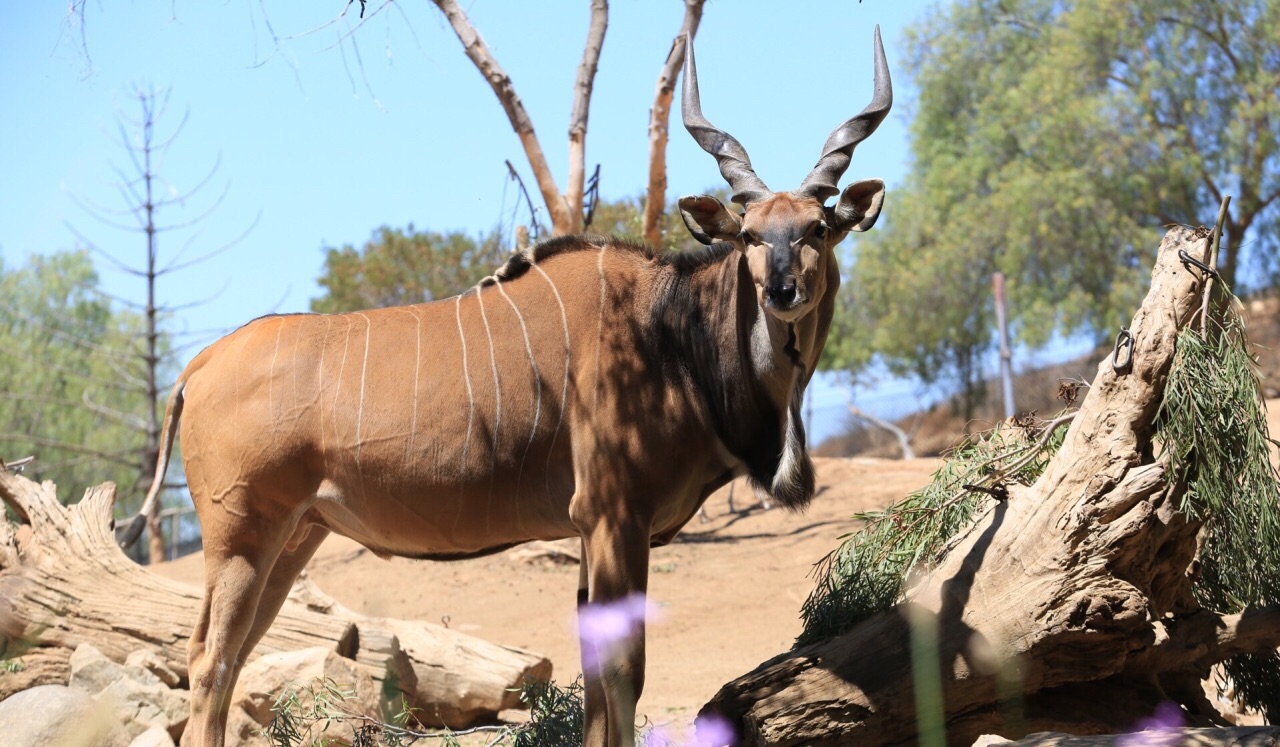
829,0,1280,416
311,226,508,313
585,193,707,253
311,194,715,313
0,251,153,508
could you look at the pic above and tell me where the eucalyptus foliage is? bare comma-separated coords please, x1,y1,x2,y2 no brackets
798,417,1068,646
828,0,1280,414
0,251,156,510
310,195,712,315
312,226,509,313
1158,291,1280,718
265,676,587,747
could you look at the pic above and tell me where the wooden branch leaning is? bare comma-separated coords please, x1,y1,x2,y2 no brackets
0,472,551,728
643,0,706,247
431,0,573,235
701,226,1280,745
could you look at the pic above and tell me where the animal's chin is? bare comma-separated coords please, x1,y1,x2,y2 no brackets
763,299,809,322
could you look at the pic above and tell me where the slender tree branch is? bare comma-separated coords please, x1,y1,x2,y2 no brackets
430,0,573,234
848,405,914,460
81,390,149,431
0,434,141,469
0,392,144,431
565,0,609,234
160,210,261,274
0,303,139,362
1199,196,1230,336
153,180,231,233
643,0,705,247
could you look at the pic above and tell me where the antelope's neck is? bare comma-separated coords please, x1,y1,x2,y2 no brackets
670,253,819,508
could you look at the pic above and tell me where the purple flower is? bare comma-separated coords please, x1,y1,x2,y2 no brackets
577,593,658,670
692,713,737,746
1117,702,1185,747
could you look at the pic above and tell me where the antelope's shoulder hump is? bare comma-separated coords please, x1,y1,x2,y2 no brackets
485,233,735,286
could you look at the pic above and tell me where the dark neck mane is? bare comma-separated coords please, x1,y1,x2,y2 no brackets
648,249,816,509
482,232,814,508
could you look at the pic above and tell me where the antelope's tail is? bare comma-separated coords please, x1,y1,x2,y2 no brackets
119,380,186,549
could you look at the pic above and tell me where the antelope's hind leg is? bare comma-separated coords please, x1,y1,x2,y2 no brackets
186,497,297,747
237,522,331,663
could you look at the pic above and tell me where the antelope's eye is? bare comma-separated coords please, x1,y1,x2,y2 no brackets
813,223,829,240
740,230,757,244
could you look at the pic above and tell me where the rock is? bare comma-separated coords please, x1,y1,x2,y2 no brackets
96,676,189,741
0,645,73,701
972,736,1014,747
71,643,161,694
126,650,182,689
233,647,379,744
0,683,132,747
71,643,188,742
220,705,270,747
127,726,175,747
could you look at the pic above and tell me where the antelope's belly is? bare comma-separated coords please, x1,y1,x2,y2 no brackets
308,476,577,558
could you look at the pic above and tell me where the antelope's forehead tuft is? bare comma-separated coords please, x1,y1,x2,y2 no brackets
743,194,826,235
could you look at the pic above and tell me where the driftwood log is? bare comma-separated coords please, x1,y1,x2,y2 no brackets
701,226,1280,745
0,472,551,727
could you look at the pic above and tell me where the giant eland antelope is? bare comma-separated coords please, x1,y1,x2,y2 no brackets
126,27,890,747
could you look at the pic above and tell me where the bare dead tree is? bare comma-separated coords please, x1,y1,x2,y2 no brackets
66,86,255,563
848,405,915,459
643,0,706,247
431,0,608,237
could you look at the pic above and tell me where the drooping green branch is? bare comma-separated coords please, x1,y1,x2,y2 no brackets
798,412,1073,646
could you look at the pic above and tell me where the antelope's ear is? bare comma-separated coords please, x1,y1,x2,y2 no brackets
829,179,885,233
678,194,742,245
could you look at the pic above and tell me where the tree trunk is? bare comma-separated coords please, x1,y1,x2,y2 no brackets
565,0,609,235
0,472,551,728
700,226,1280,745
643,0,705,247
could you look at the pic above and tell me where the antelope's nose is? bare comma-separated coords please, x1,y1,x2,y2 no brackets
765,277,798,307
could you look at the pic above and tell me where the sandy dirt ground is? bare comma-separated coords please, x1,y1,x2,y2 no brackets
152,456,941,732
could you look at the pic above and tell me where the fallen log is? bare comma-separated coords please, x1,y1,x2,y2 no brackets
701,226,1280,744
0,472,550,727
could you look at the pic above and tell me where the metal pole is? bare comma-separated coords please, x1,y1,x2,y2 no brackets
992,272,1016,420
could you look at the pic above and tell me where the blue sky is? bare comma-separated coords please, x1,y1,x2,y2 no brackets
1,1,928,443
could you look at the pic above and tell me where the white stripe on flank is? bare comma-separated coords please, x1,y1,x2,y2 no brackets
353,312,372,496
317,317,332,456
497,281,541,528
476,285,502,533
333,317,353,449
455,294,476,471
476,286,503,461
268,318,284,433
531,262,571,505
593,245,607,409
406,307,423,473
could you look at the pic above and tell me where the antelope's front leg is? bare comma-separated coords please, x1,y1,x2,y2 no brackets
575,507,652,747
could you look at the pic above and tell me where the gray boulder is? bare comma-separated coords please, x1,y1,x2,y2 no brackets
127,726,176,747
0,684,132,747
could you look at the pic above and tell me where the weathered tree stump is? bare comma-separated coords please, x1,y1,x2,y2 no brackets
0,472,550,727
701,226,1280,745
